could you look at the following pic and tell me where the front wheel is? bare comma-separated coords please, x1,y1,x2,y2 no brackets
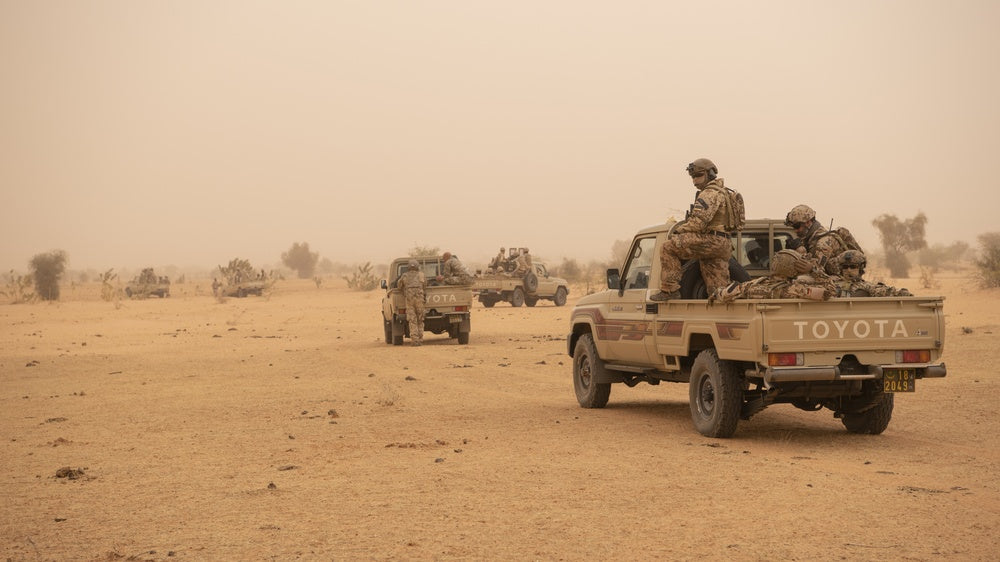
553,287,567,307
689,348,744,438
383,319,392,344
573,334,611,408
510,288,524,307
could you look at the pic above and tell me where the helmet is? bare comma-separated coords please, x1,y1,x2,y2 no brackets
785,204,816,227
407,259,419,270
838,250,866,275
686,158,718,179
770,249,809,278
500,247,505,252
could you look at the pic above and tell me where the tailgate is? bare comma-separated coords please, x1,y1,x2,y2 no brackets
761,297,945,358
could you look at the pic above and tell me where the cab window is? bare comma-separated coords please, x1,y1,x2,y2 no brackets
622,236,656,290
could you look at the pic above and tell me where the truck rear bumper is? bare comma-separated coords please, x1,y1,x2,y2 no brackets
763,362,947,384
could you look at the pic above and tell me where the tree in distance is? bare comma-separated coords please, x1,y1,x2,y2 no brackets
976,232,1000,288
282,242,319,279
871,213,928,278
30,250,68,301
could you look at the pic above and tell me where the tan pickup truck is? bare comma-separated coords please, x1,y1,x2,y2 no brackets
568,219,946,437
473,262,569,307
380,256,473,345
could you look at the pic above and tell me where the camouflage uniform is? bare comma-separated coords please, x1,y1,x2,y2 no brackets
398,266,426,345
659,178,733,296
799,223,851,275
710,249,838,304
835,278,913,298
513,252,532,276
441,255,473,285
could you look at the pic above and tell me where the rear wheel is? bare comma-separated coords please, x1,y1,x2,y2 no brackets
457,331,470,345
525,296,538,307
553,287,567,307
689,348,744,438
383,319,392,344
842,393,894,434
573,334,611,408
481,296,496,308
510,288,524,307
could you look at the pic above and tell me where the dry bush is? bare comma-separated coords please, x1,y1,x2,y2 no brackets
30,250,68,301
871,213,928,278
281,242,319,279
343,262,378,291
98,269,123,302
975,232,1000,288
2,270,36,304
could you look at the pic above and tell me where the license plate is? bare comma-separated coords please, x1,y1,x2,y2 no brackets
449,315,462,323
884,369,916,393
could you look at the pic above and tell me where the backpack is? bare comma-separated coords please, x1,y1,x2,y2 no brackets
819,226,863,254
704,185,746,232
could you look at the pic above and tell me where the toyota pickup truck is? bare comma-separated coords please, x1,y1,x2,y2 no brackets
568,219,947,437
473,262,569,307
380,256,473,345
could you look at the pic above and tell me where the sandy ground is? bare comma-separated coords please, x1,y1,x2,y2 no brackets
1,272,998,561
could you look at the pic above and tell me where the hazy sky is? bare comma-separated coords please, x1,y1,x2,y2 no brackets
2,0,998,272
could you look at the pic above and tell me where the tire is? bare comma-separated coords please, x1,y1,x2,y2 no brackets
391,320,404,346
553,287,567,307
689,348,744,438
525,296,538,307
842,393,894,434
125,287,133,298
523,272,539,293
510,288,524,307
237,288,247,298
458,331,470,345
573,334,611,408
482,299,496,308
383,319,392,344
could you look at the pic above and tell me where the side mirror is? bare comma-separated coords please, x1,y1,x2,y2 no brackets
380,279,387,290
606,268,621,290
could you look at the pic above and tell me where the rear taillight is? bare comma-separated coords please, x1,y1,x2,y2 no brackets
399,308,406,314
768,353,804,367
896,350,930,363
454,306,468,312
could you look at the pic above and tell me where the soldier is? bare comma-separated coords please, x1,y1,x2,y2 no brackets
834,251,913,297
489,247,507,273
651,158,739,301
785,204,860,276
437,251,473,285
709,249,838,304
513,248,532,276
398,259,426,346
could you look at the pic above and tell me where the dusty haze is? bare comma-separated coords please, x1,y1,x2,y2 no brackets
2,1,999,272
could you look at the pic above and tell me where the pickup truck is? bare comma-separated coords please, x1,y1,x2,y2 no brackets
568,219,947,438
125,268,170,298
473,262,569,307
380,256,473,345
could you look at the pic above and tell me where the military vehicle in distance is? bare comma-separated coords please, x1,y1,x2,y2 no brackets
125,268,170,298
474,262,569,307
380,256,473,345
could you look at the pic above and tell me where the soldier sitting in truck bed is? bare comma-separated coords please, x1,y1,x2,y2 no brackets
833,251,913,297
709,249,838,304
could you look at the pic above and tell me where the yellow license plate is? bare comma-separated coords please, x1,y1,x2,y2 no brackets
884,369,915,393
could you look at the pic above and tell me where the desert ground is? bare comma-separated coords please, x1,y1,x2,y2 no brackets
1,271,998,561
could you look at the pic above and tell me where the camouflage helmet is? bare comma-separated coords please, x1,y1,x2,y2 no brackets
770,249,809,278
686,158,718,178
785,204,816,227
407,259,419,270
838,250,866,275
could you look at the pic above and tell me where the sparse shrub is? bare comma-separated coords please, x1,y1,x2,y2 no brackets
408,245,440,258
555,258,583,282
918,241,970,272
99,269,120,302
975,232,1000,288
29,250,68,301
281,242,319,279
2,270,36,304
314,276,323,288
343,262,378,291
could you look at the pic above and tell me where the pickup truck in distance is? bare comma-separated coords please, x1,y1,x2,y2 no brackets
381,257,473,345
567,219,947,438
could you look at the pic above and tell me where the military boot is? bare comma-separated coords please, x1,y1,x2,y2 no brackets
649,290,681,302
